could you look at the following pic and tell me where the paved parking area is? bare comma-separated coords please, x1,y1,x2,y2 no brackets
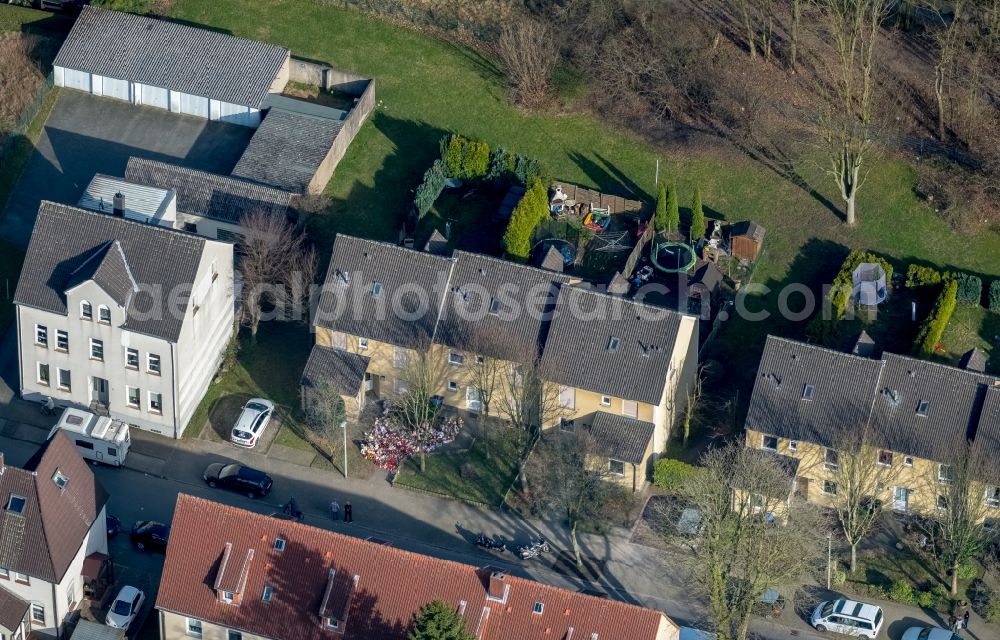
1,90,254,246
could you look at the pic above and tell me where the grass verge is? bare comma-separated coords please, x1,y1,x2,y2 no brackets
938,304,999,374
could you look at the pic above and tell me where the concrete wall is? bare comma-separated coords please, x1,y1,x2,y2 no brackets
304,78,376,195
269,54,291,95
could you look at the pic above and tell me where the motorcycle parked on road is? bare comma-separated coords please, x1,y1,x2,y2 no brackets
517,536,551,560
474,533,507,553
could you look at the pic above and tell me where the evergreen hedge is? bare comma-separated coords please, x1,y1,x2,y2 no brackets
502,178,548,261
954,272,983,306
913,279,958,356
991,280,1000,313
442,135,491,180
413,160,447,218
654,183,667,232
906,264,944,289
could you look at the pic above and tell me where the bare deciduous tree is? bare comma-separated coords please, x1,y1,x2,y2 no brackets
790,0,805,71
926,0,972,142
464,351,504,460
812,0,889,225
238,211,315,341
680,443,829,640
495,21,560,109
395,350,450,473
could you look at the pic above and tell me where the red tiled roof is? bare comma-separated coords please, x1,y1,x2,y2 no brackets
158,495,672,640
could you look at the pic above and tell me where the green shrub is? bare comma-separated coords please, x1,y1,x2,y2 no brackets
913,279,958,356
502,178,548,261
828,251,895,320
988,595,1000,624
906,264,944,289
889,580,916,605
487,146,514,184
413,160,447,218
690,186,706,241
832,567,847,588
443,135,466,178
514,154,543,184
957,561,979,580
654,183,668,232
954,272,983,306
991,280,1000,313
916,590,935,608
462,140,491,180
666,183,680,233
652,458,699,492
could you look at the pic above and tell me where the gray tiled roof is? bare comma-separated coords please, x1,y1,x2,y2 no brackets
746,335,1000,463
731,220,765,241
301,345,370,397
124,157,294,225
745,336,885,449
974,387,1000,482
0,586,28,632
14,202,207,342
434,252,570,364
539,285,686,405
587,412,654,464
53,7,288,107
0,432,108,583
315,235,454,351
69,620,126,640
66,240,136,308
232,108,345,192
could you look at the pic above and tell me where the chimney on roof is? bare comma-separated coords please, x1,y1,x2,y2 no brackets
486,571,508,601
113,192,124,218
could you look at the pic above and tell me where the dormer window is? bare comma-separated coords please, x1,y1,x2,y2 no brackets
98,305,111,324
81,301,93,320
916,400,929,416
221,591,235,604
607,336,620,352
489,298,502,315
533,602,544,615
324,618,339,631
6,495,26,514
52,469,69,489
802,384,815,401
371,282,383,299
274,538,285,551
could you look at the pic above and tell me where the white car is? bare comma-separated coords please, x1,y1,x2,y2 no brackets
106,585,145,630
811,598,884,638
230,398,275,448
901,628,961,640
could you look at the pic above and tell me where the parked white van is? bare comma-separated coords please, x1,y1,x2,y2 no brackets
811,598,885,638
49,407,130,466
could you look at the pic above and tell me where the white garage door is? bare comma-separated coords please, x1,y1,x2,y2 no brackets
103,77,130,102
178,92,209,118
63,68,91,92
217,101,261,127
141,85,169,110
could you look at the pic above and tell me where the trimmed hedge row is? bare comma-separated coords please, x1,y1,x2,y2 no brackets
991,280,1000,313
502,178,549,261
414,159,447,218
828,250,894,320
905,264,944,289
443,134,490,180
652,458,699,491
913,279,958,356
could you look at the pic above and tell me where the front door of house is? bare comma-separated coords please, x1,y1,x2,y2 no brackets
893,487,911,513
91,377,109,406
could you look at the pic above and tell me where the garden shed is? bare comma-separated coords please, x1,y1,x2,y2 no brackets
730,220,766,262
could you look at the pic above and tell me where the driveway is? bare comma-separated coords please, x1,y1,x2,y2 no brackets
1,90,254,246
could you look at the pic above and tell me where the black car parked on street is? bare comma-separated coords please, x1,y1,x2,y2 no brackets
130,521,169,552
203,462,273,498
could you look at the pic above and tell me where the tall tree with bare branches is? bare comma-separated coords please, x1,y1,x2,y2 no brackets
464,351,504,460
395,350,450,473
812,0,889,225
238,211,315,341
927,0,972,142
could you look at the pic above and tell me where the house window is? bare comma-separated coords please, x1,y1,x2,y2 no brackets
904,456,914,467
0,568,7,579
761,435,778,451
227,630,242,640
56,330,68,352
358,338,369,350
825,448,839,470
938,495,949,512
221,591,235,604
147,354,161,374
35,325,47,347
126,348,139,369
916,400,929,416
57,369,71,391
558,418,575,433
149,392,163,414
262,585,273,603
877,450,893,467
475,355,485,365
822,480,838,496
6,495,25,514
622,400,638,418
90,339,103,361
394,378,408,394
126,387,140,408
80,301,92,320
393,347,408,369
788,440,798,452
489,298,502,315
371,282,383,298
98,305,111,324
274,538,285,551
447,380,458,392
609,459,625,476
600,395,611,407
802,384,815,400
185,618,203,638
749,493,764,512
14,573,28,585
939,464,955,484
448,352,465,366
466,386,482,412
324,618,339,631
52,469,69,489
558,386,575,410
986,487,1000,508
37,363,50,386
607,336,620,352
30,604,44,624
533,602,544,615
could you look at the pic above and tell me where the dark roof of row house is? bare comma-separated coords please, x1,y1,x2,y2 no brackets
14,202,208,342
124,157,295,225
587,412,655,465
231,107,345,193
539,285,687,405
315,235,455,351
301,345,370,397
746,335,1000,463
0,586,28,632
974,387,1000,483
158,495,673,640
0,432,108,583
53,7,289,108
434,252,570,364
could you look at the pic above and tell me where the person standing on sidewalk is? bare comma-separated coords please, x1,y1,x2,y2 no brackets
330,499,340,521
963,609,971,632
344,501,352,523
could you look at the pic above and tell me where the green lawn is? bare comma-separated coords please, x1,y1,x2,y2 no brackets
169,0,1000,399
393,429,527,507
939,304,1000,374
0,5,73,34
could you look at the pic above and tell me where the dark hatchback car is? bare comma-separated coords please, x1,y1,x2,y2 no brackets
203,462,273,498
130,521,169,552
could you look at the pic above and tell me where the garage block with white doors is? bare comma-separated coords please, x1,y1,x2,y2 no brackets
53,6,290,128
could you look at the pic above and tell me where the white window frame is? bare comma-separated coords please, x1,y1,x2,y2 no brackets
825,448,839,471
56,330,68,352
903,456,914,467
939,464,954,484
13,573,28,585
447,380,458,392
149,391,163,415
98,305,111,324
358,338,369,350
185,618,203,638
35,325,47,347
90,338,103,361
30,603,43,624
761,435,778,452
802,384,815,400
57,368,71,391
448,352,465,366
788,440,798,451
221,591,235,604
466,386,482,412
36,362,49,386
262,585,273,603
986,487,1000,508
324,618,339,631
273,538,285,551
80,301,92,320
621,400,638,418
822,480,838,496
877,450,893,467
126,348,139,369
532,602,544,615
608,459,625,477
126,386,140,408
147,353,161,375
0,568,8,579
916,400,930,416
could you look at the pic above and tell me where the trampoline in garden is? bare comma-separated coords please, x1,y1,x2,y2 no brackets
532,238,577,267
651,241,696,273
